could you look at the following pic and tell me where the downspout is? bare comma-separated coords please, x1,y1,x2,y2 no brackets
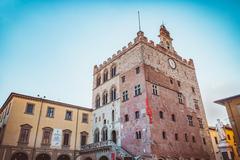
74,109,79,160
32,98,44,160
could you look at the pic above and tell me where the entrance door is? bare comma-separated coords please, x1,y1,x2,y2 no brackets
11,152,28,160
36,154,51,160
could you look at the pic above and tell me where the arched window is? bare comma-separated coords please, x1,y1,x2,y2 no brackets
95,95,100,108
112,110,115,122
111,65,117,78
110,87,117,101
41,127,53,146
102,91,108,105
103,69,108,82
102,127,108,141
94,128,100,143
96,75,101,87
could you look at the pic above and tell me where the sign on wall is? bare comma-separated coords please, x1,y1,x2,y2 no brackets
51,128,62,148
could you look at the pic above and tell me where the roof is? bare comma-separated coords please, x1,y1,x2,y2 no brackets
1,92,93,112
214,94,240,106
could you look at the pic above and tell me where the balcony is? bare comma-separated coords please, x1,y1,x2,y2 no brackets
80,140,133,159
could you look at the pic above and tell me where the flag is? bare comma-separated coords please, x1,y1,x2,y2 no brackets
146,97,153,124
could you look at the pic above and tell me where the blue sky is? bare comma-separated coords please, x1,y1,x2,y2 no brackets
0,0,240,126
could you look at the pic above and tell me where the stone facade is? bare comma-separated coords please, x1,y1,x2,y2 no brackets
89,25,214,160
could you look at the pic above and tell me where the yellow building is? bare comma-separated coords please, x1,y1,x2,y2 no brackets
215,95,240,156
0,92,93,160
209,125,240,160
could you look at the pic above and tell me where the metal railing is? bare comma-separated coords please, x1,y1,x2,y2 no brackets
80,140,115,150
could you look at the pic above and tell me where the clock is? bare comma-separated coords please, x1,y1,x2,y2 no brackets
168,58,176,69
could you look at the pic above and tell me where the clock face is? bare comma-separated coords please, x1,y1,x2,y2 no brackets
168,58,176,69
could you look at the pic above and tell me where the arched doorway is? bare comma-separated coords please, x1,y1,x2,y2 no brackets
99,156,108,160
36,153,51,160
57,154,70,160
11,152,28,160
111,130,117,143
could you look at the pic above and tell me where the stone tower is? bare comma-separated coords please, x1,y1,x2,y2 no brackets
83,26,214,160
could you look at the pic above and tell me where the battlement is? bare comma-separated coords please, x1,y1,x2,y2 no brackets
94,31,194,74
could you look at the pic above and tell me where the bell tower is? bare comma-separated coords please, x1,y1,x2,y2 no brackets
158,24,174,51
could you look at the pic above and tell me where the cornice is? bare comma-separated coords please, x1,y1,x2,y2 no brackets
0,92,93,113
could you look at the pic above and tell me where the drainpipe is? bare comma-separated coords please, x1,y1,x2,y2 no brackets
32,96,44,160
74,109,79,160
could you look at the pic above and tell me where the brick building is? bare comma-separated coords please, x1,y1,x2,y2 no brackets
79,25,214,160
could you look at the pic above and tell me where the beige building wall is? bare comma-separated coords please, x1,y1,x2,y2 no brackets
3,97,41,147
0,93,92,152
215,95,240,156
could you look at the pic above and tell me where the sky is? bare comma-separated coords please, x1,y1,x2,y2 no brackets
0,0,240,126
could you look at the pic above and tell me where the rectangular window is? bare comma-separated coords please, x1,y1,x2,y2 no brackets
197,118,204,128
203,137,206,145
46,107,54,118
192,87,195,93
177,81,181,87
121,76,125,83
170,78,173,84
194,99,199,109
134,84,141,96
135,111,140,119
136,131,141,139
65,111,72,120
227,134,231,140
159,111,163,119
82,113,88,123
122,90,129,102
25,103,34,114
178,93,184,104
214,137,218,144
136,67,140,74
192,136,196,143
171,114,176,122
63,133,70,146
162,131,166,139
185,133,188,142
187,115,194,126
175,133,178,141
152,84,158,95
124,114,129,122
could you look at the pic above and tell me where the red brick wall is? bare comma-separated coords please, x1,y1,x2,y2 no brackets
144,64,210,159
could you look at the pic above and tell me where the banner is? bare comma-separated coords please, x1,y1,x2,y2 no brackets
51,128,62,148
146,97,153,124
